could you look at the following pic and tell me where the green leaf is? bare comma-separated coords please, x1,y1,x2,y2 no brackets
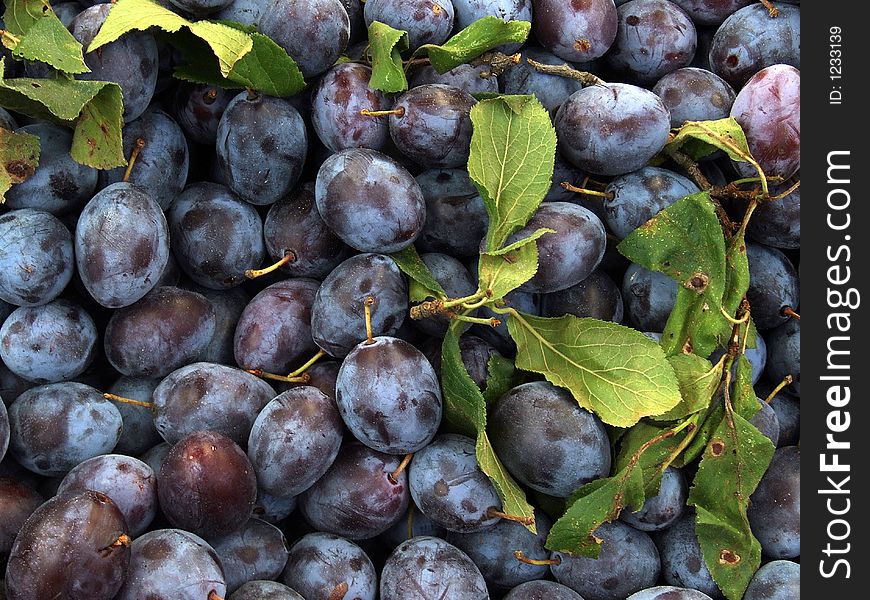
618,192,729,357
731,355,760,419
0,126,39,200
507,312,682,427
478,241,538,300
467,95,556,250
442,325,536,532
665,118,754,164
482,354,515,406
417,16,530,74
0,66,125,168
614,420,691,495
389,245,446,303
3,3,88,74
687,410,775,600
477,431,536,533
656,354,724,421
482,228,553,256
89,0,303,96
367,21,409,93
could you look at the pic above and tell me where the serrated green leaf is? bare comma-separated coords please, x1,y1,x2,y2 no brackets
731,355,759,419
417,16,530,74
367,21,408,93
656,354,724,421
477,431,536,533
442,324,536,532
0,65,124,168
717,206,753,348
508,312,682,427
614,420,690,495
4,4,88,74
88,0,190,48
471,92,501,101
389,245,446,303
482,354,515,406
619,192,729,357
546,461,645,557
478,240,538,300
687,410,775,600
0,126,39,200
468,95,556,250
482,228,553,256
665,118,753,164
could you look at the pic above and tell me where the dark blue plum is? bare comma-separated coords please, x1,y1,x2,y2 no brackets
607,0,697,82
506,202,607,293
670,0,753,26
730,64,800,180
533,0,618,62
364,0,454,50
299,442,410,540
7,382,122,476
765,318,800,396
0,478,43,571
555,84,671,176
168,182,265,289
747,177,800,249
259,0,350,78
415,169,488,257
173,83,233,145
546,152,588,204
604,167,701,239
541,269,624,322
381,504,447,548
57,454,158,536
447,509,553,589
628,587,715,600
153,362,276,446
4,123,97,214
315,148,426,253
453,0,532,52
504,580,585,599
107,376,162,457
652,67,736,128
4,490,130,600
409,434,501,533
168,0,233,14
103,286,216,378
99,108,189,209
414,253,478,336
0,107,17,130
312,62,392,153
337,336,442,454
281,532,378,600
389,84,477,169
233,278,320,373
158,431,258,539
762,385,799,446
410,63,500,95
749,398,780,446
743,560,799,600
500,47,584,115
115,529,226,600
551,521,661,600
72,3,158,122
75,182,170,308
0,401,8,463
746,243,799,330
709,3,800,87
216,0,267,24
263,183,351,279
489,381,611,497
0,300,98,384
621,467,687,531
247,386,344,498
310,253,409,357
0,209,74,307
229,581,304,600
211,518,290,594
748,446,800,559
253,489,298,524
216,91,308,206
182,283,250,365
139,442,172,478
380,536,489,600
622,263,678,333
654,512,723,598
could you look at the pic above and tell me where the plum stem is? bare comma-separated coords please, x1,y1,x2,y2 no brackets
364,296,376,344
764,375,794,404
561,181,614,200
327,582,349,600
781,306,800,320
389,453,413,484
203,88,218,105
360,107,405,118
245,251,296,279
287,349,327,378
759,0,779,17
245,369,311,384
454,314,501,328
526,57,604,86
513,550,560,566
103,392,154,411
487,508,534,526
122,138,146,183
208,591,224,600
